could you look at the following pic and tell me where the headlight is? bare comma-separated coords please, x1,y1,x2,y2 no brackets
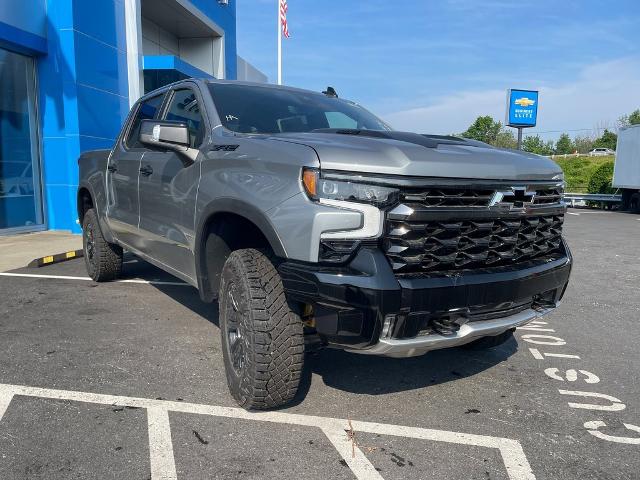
552,173,566,200
302,168,398,206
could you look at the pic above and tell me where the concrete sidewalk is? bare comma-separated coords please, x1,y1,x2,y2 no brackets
0,231,82,272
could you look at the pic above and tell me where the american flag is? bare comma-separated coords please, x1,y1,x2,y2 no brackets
279,0,290,38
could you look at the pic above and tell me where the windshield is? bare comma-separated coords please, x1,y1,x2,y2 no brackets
208,83,391,134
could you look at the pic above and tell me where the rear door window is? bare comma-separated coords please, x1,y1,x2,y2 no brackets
125,94,164,149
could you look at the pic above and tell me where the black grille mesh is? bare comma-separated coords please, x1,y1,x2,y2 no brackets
385,214,564,273
532,188,563,205
401,188,495,207
398,187,563,209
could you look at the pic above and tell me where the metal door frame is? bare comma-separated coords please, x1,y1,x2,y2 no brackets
0,49,45,235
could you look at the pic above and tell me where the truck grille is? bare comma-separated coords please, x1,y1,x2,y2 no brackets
384,184,565,274
402,188,495,207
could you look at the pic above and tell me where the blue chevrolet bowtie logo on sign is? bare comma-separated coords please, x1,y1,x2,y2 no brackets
507,89,539,127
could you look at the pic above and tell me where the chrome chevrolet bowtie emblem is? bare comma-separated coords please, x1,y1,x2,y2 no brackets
488,187,536,209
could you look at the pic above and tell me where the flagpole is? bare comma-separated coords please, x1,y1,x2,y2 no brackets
277,0,282,85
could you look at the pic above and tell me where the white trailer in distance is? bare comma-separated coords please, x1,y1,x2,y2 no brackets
613,124,640,213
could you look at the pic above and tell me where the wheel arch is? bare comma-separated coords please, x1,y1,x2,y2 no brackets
195,199,287,302
77,184,94,225
77,181,117,244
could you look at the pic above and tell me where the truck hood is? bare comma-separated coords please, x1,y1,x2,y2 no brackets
269,131,562,181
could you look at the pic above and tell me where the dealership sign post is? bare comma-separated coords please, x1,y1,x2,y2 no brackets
506,89,539,150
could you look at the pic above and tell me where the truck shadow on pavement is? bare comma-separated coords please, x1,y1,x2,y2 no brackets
148,266,517,407
303,340,517,396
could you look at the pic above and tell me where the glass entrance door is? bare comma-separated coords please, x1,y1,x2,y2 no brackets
0,48,43,232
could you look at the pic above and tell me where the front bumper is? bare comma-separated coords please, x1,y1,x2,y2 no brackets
279,241,572,357
366,306,553,357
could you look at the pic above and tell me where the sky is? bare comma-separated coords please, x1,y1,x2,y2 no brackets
236,0,640,140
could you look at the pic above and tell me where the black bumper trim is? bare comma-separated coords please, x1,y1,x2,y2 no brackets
279,242,572,350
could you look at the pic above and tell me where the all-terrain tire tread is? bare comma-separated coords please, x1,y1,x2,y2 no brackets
220,248,304,410
83,208,123,282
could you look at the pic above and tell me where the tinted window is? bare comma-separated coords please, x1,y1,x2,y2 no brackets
208,84,391,134
325,111,358,129
164,89,204,148
126,94,164,148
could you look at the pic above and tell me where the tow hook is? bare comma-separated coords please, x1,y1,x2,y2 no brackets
431,308,471,335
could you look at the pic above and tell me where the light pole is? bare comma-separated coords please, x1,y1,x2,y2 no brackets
517,127,523,150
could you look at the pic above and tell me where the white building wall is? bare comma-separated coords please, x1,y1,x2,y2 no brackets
237,56,267,83
141,16,180,56
125,0,143,106
139,11,225,78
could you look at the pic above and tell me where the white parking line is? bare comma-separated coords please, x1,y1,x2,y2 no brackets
567,210,607,215
0,271,189,287
0,392,12,420
147,407,178,480
322,427,384,480
0,383,535,480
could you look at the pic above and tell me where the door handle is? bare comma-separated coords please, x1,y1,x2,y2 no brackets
139,165,153,176
107,163,118,173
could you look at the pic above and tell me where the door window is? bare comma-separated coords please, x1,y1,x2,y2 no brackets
164,89,204,148
125,94,164,149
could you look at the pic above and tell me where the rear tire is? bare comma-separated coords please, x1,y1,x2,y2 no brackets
461,328,515,350
82,208,123,282
219,248,304,410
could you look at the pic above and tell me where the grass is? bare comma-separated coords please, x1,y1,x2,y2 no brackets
553,155,614,192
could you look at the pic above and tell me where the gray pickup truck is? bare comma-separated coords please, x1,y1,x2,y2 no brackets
78,79,572,409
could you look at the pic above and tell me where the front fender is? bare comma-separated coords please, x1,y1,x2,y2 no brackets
194,198,287,302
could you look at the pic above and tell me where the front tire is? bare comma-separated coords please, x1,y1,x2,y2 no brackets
82,208,123,282
219,249,304,410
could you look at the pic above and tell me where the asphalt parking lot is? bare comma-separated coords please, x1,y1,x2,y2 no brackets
1,209,639,480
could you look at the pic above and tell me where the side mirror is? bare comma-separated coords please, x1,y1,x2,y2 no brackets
139,120,198,165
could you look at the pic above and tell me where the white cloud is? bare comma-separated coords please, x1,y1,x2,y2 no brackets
383,57,640,139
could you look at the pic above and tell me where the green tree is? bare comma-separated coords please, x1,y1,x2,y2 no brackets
587,160,615,194
617,114,629,129
573,135,594,154
522,135,554,155
592,129,617,150
554,133,574,155
461,116,502,144
618,109,640,129
494,130,517,149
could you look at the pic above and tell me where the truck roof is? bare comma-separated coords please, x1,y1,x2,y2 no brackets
138,78,337,103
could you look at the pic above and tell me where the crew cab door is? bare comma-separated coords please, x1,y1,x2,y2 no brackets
105,93,165,250
137,86,205,282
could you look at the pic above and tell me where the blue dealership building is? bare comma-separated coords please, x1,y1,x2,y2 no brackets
0,0,263,234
